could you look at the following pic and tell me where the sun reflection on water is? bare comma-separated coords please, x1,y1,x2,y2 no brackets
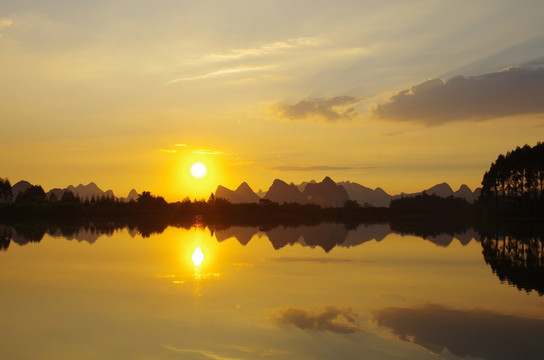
192,247,204,267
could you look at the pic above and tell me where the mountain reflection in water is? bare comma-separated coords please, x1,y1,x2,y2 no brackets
1,221,544,297
1,219,544,360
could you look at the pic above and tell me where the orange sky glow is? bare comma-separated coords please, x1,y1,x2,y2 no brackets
1,1,544,201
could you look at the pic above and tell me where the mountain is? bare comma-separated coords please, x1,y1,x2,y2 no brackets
302,177,348,208
125,189,139,202
296,180,316,192
395,182,480,203
66,182,107,200
214,182,260,203
454,184,480,202
425,182,454,197
264,179,306,204
338,181,393,207
46,188,65,201
11,180,32,199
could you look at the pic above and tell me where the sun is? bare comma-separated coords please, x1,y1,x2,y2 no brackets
190,162,207,179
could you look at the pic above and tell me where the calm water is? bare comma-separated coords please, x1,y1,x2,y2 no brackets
1,223,543,360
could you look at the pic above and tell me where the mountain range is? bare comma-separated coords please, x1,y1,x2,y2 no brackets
9,177,481,207
214,177,481,207
10,181,139,202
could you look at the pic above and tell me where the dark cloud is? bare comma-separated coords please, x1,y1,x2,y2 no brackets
374,304,544,360
273,96,363,122
270,306,362,334
373,66,544,125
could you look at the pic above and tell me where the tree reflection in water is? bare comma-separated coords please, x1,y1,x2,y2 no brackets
2,219,544,295
481,234,544,295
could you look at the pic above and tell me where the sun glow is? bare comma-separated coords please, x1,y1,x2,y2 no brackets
190,162,207,179
192,247,204,267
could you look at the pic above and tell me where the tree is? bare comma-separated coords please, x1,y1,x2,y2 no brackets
15,185,47,203
61,190,79,203
0,178,13,202
480,142,544,201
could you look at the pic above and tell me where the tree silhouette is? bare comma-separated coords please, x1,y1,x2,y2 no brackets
480,142,544,216
481,143,544,201
0,178,12,202
61,190,79,203
15,185,47,203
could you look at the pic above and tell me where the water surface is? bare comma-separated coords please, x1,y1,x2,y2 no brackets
1,223,543,359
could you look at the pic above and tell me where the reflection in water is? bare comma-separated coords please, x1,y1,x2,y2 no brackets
192,247,204,267
2,221,544,360
4,221,544,297
374,304,544,360
271,306,363,334
481,235,544,295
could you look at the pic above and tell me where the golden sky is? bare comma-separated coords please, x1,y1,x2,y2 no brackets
1,0,544,200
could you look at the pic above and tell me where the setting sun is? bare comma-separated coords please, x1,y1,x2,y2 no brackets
190,162,207,179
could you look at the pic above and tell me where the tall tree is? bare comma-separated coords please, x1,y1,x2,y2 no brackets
0,178,13,202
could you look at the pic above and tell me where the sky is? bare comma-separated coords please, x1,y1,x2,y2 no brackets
1,0,544,201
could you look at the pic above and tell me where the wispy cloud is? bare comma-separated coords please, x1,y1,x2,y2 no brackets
272,96,364,122
174,143,187,147
0,18,12,29
158,148,177,154
163,346,239,360
373,66,544,126
193,149,223,155
168,65,275,83
270,306,363,334
0,17,13,37
228,157,254,166
272,165,354,171
206,37,328,61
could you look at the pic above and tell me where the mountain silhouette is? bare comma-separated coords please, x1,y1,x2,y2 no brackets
125,189,140,202
66,182,112,200
339,181,393,207
214,178,481,207
264,179,306,204
302,177,348,208
11,180,32,199
10,180,137,202
215,182,260,203
395,182,481,203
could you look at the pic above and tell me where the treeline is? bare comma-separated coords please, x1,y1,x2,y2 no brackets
480,142,544,217
0,186,390,231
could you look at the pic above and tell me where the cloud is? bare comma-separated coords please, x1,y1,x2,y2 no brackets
270,306,362,334
228,158,254,166
0,18,12,29
273,96,364,122
207,37,327,61
158,148,177,154
163,346,239,360
168,65,274,83
272,165,354,171
373,66,544,126
193,149,223,155
374,304,544,360
0,17,13,37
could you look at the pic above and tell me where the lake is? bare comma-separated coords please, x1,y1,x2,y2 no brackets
1,223,543,360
